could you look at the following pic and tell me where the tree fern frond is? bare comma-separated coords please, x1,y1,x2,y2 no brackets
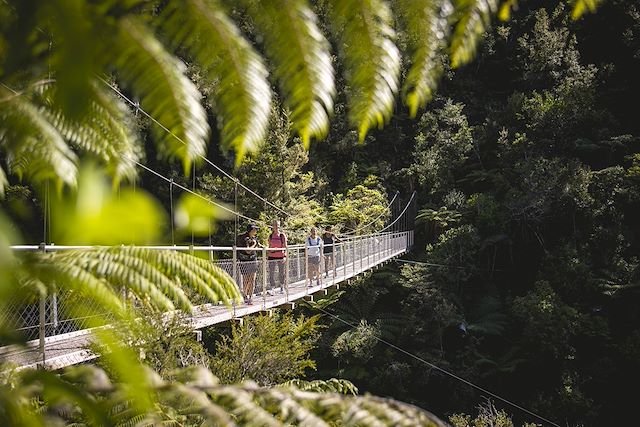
280,378,358,395
259,387,330,426
0,166,7,195
184,253,242,302
34,82,142,185
12,364,449,426
31,257,127,317
159,0,271,161
288,387,447,426
328,0,401,142
241,0,334,148
28,248,241,322
342,397,394,427
396,0,453,117
20,369,113,426
364,395,447,427
111,16,208,172
162,383,235,426
449,0,499,68
141,249,241,304
210,384,282,427
58,249,191,312
115,413,147,427
571,0,602,20
0,87,77,188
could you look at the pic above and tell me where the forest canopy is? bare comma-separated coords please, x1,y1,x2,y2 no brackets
1,0,638,426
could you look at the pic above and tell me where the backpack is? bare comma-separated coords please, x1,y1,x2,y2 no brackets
268,233,286,258
268,233,286,247
307,236,322,258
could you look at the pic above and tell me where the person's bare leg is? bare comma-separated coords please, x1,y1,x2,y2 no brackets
248,272,256,302
242,275,250,302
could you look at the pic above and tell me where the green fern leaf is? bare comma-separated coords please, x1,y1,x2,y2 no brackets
35,82,142,185
328,0,401,142
61,249,193,312
139,248,242,305
163,383,235,426
241,0,335,148
111,16,209,172
0,166,7,195
32,256,127,318
0,87,77,188
397,0,453,117
210,385,282,427
571,0,602,20
280,378,358,395
449,0,499,69
29,248,241,321
159,0,271,161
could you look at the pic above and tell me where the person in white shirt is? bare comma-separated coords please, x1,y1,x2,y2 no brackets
306,227,323,287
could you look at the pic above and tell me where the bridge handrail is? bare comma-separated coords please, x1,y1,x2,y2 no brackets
9,231,401,253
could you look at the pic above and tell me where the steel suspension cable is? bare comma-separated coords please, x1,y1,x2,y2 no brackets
100,77,291,219
124,155,267,227
377,192,416,233
340,191,399,236
312,305,561,427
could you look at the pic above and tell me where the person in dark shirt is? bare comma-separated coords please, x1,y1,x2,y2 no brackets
236,223,260,304
321,225,341,278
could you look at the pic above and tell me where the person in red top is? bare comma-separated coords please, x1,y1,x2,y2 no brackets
267,219,287,294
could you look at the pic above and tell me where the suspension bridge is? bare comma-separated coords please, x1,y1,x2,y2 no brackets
0,193,416,370
0,75,420,370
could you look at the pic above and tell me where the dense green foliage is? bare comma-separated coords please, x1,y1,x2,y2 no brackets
0,0,633,425
294,1,640,426
208,313,321,386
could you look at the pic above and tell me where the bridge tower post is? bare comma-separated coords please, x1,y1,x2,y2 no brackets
38,242,46,366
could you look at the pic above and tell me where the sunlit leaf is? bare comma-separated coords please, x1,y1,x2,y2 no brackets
175,192,233,237
159,0,272,161
328,0,401,142
111,16,209,172
241,0,335,148
52,165,165,245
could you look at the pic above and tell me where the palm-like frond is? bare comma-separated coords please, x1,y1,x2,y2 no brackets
0,166,8,195
111,16,209,172
0,87,77,188
571,0,603,20
242,0,335,148
29,247,241,316
397,0,453,117
35,83,142,185
2,328,448,426
328,0,401,142
159,0,271,160
280,378,358,395
449,0,499,69
142,248,240,304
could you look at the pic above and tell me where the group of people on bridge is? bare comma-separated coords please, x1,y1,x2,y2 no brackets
235,220,341,305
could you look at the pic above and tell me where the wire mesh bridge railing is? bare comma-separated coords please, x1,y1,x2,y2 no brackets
1,230,413,370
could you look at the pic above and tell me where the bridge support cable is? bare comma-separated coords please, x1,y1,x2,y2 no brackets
100,77,292,220
340,191,399,237
376,192,416,235
123,154,265,227
311,305,561,427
